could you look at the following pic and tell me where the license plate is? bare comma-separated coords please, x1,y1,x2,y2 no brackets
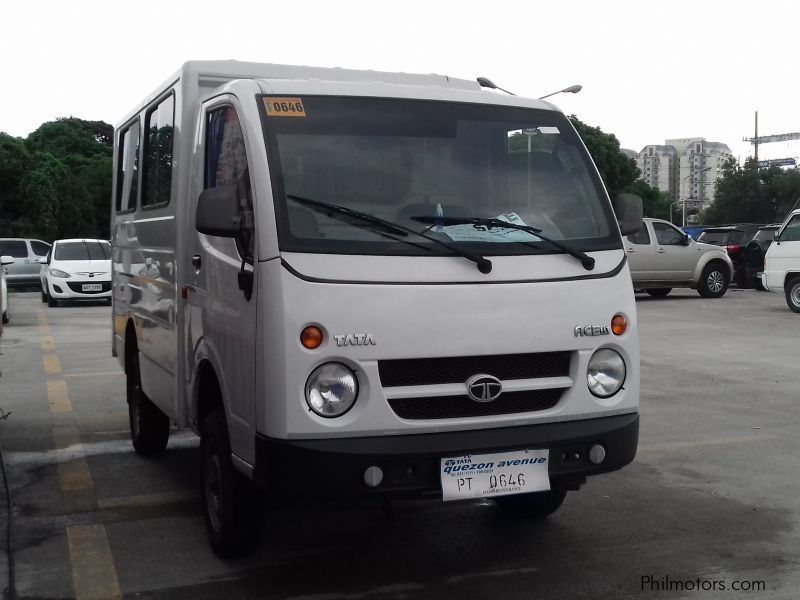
82,283,102,292
441,449,550,501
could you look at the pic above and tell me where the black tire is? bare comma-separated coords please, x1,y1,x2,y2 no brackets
41,290,47,303
645,288,672,298
753,278,766,291
1,311,7,325
201,410,263,557
494,488,567,519
697,262,730,298
735,269,751,288
786,277,800,313
127,344,170,456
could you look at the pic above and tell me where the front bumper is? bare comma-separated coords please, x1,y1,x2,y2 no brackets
48,278,111,299
254,412,638,497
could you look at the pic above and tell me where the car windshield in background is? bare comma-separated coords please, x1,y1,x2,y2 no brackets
261,96,619,257
55,241,111,261
699,230,746,244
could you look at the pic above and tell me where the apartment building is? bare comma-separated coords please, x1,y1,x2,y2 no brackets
635,138,733,211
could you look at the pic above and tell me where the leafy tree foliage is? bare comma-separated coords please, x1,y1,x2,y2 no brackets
703,158,800,224
0,118,112,241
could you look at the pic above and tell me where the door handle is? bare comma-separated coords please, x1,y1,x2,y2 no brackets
191,255,202,269
657,249,666,253
626,248,635,253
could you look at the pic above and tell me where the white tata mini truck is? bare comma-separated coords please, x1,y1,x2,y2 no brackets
111,60,643,557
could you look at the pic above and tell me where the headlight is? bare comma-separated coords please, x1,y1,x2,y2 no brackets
305,363,358,418
587,349,626,398
49,268,71,278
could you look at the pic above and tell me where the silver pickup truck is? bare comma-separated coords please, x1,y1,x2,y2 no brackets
626,218,733,298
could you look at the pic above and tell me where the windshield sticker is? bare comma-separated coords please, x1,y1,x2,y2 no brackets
263,97,306,117
538,126,560,134
440,212,542,243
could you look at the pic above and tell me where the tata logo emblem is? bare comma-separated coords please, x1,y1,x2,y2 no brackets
466,374,503,403
334,333,376,347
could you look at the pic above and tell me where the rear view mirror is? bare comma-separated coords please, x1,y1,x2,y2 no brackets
612,193,643,236
38,257,48,264
0,255,14,266
196,185,241,238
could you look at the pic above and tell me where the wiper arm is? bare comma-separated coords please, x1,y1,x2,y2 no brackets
411,216,595,271
287,195,493,273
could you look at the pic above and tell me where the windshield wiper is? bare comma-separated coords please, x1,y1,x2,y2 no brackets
287,195,493,273
410,216,595,271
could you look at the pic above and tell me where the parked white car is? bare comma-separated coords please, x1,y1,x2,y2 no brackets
1,255,13,326
40,239,112,306
626,218,733,298
761,209,800,312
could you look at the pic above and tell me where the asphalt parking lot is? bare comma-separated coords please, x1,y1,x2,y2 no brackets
0,287,798,599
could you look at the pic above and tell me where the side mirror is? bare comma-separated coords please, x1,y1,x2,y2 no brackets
196,185,241,238
0,255,14,266
612,193,643,237
38,257,48,264
682,234,691,246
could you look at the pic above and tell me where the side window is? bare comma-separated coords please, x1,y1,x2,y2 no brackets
627,223,651,245
142,94,175,208
205,106,253,261
780,216,800,242
653,222,684,246
30,241,50,256
116,121,140,212
0,241,28,258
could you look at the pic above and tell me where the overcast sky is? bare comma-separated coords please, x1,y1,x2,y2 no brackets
3,0,799,162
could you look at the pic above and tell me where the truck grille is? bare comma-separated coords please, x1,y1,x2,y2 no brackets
388,389,564,420
378,351,571,387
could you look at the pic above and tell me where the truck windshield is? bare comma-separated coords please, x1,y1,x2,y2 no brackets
261,96,620,257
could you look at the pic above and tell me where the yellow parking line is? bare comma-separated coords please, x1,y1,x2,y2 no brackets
63,372,124,379
41,336,56,352
43,353,62,375
66,525,122,600
98,491,196,510
47,379,73,413
53,426,94,493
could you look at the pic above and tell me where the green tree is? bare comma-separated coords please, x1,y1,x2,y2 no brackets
568,116,640,199
703,158,800,224
0,133,32,234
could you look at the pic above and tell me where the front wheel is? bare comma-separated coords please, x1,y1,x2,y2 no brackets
201,410,263,557
493,488,567,519
645,288,672,298
697,263,730,298
786,278,800,313
1,311,7,325
127,345,170,455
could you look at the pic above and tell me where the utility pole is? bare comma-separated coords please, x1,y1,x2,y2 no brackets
754,111,758,165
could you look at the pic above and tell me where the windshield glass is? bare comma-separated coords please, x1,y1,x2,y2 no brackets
55,241,111,261
261,96,619,256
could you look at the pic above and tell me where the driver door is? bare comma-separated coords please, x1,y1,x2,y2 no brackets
188,98,257,463
652,221,694,280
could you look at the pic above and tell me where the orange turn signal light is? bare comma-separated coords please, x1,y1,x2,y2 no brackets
611,314,627,336
301,326,323,349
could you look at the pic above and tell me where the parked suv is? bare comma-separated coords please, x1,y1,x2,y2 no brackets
696,224,762,287
0,238,51,288
743,224,780,290
762,210,800,312
627,218,733,298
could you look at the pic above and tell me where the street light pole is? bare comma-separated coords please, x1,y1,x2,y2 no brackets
681,166,712,227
